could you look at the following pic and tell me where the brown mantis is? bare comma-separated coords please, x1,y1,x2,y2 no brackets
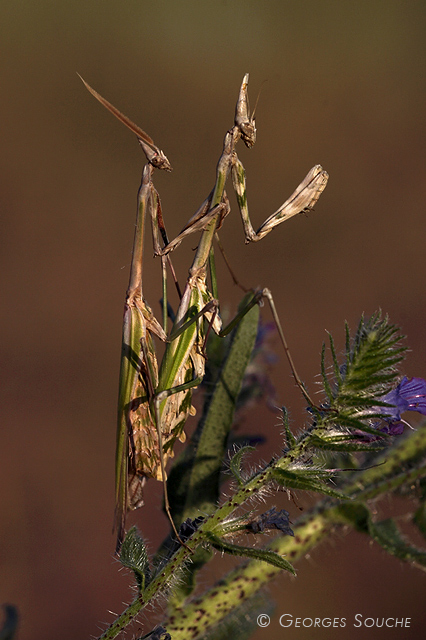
80,73,329,551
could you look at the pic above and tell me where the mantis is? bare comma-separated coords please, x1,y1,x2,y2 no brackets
80,73,329,551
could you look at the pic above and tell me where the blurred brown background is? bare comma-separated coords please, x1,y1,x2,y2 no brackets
1,2,425,639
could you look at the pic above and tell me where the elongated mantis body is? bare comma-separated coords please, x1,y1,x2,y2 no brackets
80,76,200,548
81,73,328,551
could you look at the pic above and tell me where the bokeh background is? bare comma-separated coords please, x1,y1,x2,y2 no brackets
1,2,425,639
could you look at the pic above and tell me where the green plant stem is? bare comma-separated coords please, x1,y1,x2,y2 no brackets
164,509,333,638
162,427,426,638
98,423,426,640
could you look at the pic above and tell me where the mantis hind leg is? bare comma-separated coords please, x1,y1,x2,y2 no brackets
218,287,316,408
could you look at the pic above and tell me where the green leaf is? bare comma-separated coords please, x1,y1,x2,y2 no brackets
160,299,259,605
292,467,337,479
329,331,342,390
324,314,406,411
336,504,426,569
341,425,426,500
271,468,349,500
214,513,256,536
369,518,426,569
205,532,296,575
229,446,255,486
281,407,296,449
120,526,150,591
310,432,385,452
167,298,259,524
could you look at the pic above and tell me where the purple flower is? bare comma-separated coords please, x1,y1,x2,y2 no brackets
246,507,294,537
374,377,426,435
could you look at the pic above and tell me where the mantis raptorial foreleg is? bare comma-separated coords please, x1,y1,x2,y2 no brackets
151,195,229,256
232,73,328,242
231,158,329,243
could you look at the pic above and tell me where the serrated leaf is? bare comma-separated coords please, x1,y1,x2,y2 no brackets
120,526,150,591
324,315,407,415
205,532,296,575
